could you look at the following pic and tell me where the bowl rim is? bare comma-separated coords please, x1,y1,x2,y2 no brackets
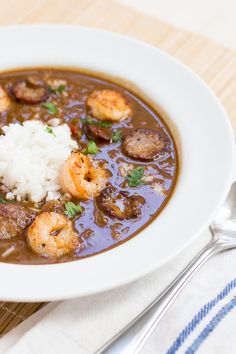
0,24,234,302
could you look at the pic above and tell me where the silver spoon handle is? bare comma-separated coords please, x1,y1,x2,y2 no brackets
97,238,224,354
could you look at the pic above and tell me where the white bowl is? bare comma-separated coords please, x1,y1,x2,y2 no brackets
0,25,234,302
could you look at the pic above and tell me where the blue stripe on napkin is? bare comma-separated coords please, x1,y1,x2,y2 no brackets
166,279,236,354
185,295,236,353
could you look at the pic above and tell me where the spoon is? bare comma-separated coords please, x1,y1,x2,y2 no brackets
97,181,236,354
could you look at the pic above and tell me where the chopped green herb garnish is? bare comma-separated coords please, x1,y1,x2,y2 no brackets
112,130,122,142
48,84,66,94
64,201,82,219
81,117,93,125
0,197,7,204
82,118,112,128
83,140,99,155
42,102,58,115
45,126,56,136
126,166,145,187
95,121,111,128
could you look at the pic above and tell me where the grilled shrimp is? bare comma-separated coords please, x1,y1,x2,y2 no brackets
0,85,11,113
87,89,132,122
59,152,107,200
27,212,78,258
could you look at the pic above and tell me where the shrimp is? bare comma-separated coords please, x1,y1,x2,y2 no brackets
59,152,107,200
87,89,132,122
27,212,78,258
0,85,11,113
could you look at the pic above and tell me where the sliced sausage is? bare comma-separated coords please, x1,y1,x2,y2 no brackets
0,203,36,239
122,128,165,161
84,124,112,142
97,186,144,220
0,85,11,113
0,216,20,239
11,80,49,104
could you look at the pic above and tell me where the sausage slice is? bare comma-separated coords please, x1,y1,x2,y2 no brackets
0,203,36,239
122,128,165,161
97,186,144,220
11,80,49,104
84,124,112,142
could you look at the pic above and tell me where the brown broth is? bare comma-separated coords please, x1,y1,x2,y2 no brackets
0,68,178,264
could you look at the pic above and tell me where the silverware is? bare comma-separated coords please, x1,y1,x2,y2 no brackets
97,181,236,354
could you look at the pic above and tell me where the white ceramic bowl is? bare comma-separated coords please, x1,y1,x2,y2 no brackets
0,25,234,302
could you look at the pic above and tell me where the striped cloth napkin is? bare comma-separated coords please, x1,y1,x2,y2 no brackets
0,228,235,354
166,279,236,354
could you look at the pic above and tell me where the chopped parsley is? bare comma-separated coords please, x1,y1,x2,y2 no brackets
126,166,145,187
48,84,66,94
45,126,56,137
0,197,7,204
112,130,122,142
82,117,112,128
83,140,98,155
42,102,58,115
64,201,82,219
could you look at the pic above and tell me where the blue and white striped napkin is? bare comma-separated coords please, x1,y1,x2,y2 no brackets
0,228,235,354
163,279,236,354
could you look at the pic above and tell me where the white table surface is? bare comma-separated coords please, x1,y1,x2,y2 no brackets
119,0,236,49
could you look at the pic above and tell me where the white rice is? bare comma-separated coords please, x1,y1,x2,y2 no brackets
0,120,78,203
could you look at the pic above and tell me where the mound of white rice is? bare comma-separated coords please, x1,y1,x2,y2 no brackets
0,120,78,203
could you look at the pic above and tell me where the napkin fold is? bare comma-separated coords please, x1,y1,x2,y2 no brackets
1,229,236,354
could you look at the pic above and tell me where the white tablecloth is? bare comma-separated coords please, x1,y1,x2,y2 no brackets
119,0,236,50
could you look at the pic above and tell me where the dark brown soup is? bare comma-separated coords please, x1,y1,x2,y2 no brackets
0,68,178,264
